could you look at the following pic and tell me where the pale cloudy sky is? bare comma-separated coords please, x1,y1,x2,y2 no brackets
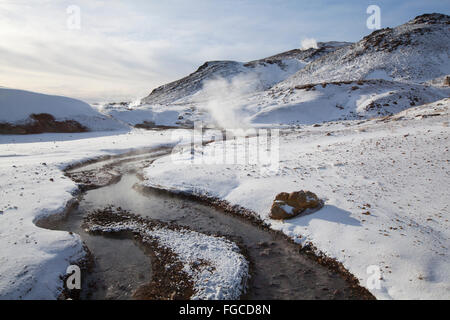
0,0,449,102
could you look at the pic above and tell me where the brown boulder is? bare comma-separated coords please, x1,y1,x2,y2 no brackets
275,192,289,201
269,191,322,220
270,201,293,220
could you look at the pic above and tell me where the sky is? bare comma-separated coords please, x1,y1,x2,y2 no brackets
1,0,449,103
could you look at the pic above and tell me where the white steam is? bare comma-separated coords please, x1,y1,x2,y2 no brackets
301,38,318,50
196,73,258,128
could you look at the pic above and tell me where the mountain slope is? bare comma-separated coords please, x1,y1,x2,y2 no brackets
108,14,450,129
246,80,448,125
141,42,352,105
278,13,450,89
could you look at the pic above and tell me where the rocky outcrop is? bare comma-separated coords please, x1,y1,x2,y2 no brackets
0,113,88,134
444,76,450,86
270,191,322,220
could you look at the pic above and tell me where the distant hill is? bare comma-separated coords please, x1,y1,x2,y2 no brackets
141,42,352,105
0,88,126,133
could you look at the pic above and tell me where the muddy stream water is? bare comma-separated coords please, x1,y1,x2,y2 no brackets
41,148,371,300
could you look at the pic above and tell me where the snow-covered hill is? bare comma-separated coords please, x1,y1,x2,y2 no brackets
278,13,450,88
10,14,447,131
107,14,449,129
0,88,126,132
141,42,352,106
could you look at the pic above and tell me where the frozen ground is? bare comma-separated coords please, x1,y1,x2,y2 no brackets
143,98,450,300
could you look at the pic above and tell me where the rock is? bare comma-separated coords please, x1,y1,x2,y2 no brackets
444,76,450,86
270,202,291,220
269,190,322,220
275,192,289,201
258,241,270,248
0,113,87,134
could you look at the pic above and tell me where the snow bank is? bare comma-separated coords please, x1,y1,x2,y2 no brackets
144,99,450,299
0,88,126,131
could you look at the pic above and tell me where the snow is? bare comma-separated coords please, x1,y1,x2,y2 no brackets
143,98,450,300
0,129,177,299
107,79,449,130
150,228,248,300
278,203,295,215
88,218,248,300
102,58,307,128
247,80,449,126
0,88,126,131
100,106,180,127
365,70,392,81
40,15,448,131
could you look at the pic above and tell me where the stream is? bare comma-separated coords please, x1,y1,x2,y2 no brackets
41,148,371,300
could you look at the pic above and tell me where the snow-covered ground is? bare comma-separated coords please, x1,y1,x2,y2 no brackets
0,129,176,299
143,98,450,300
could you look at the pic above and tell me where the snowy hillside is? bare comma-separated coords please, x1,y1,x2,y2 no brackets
278,13,450,88
246,79,449,125
104,14,450,129
141,42,351,106
0,88,126,132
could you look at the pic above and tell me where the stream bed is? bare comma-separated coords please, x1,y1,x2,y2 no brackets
41,149,372,300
